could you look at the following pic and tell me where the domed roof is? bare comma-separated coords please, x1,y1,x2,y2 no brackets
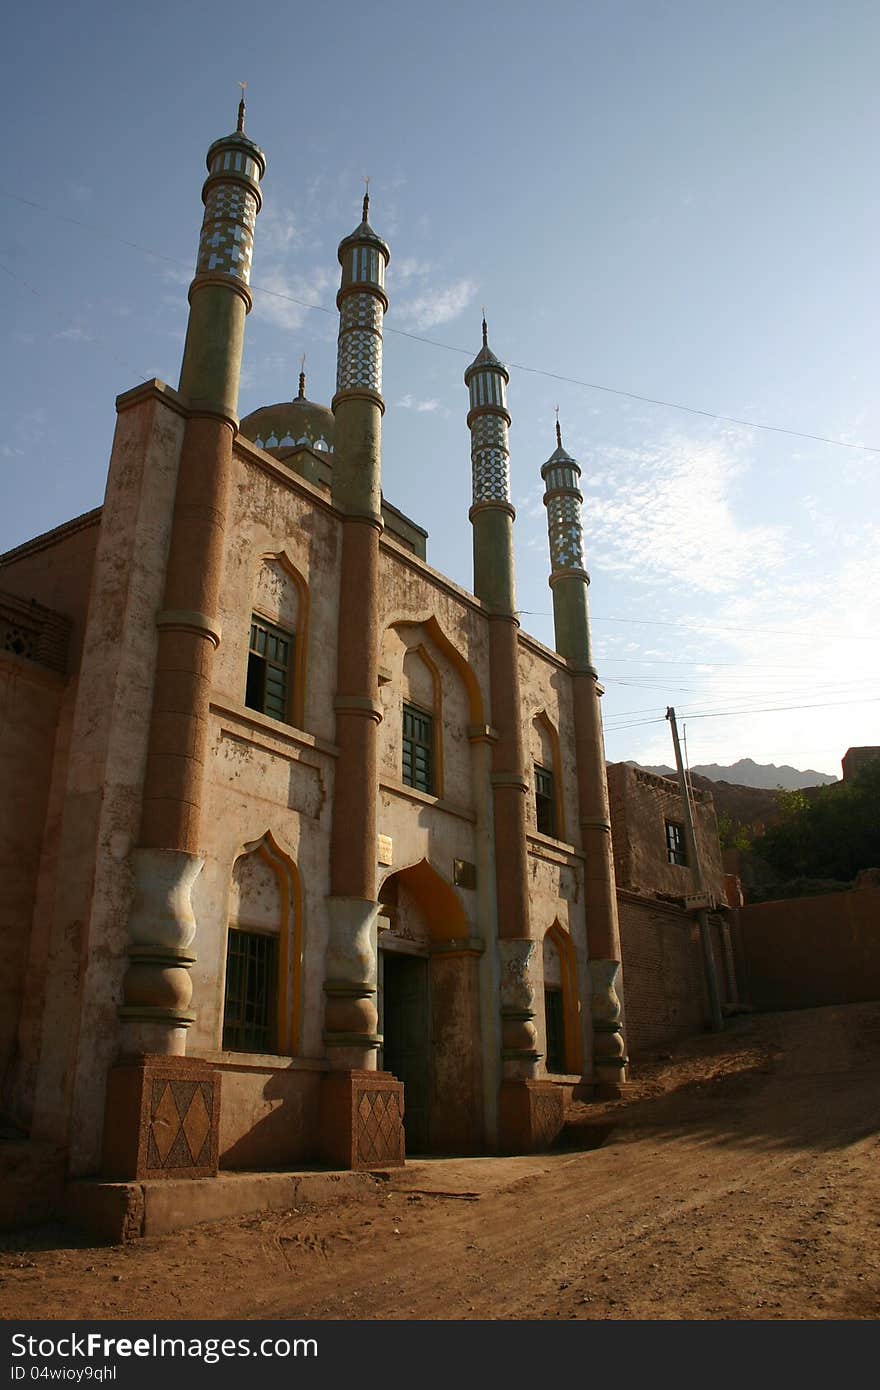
240,394,335,455
337,192,390,263
464,318,509,384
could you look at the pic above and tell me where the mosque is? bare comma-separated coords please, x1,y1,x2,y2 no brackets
0,101,734,1193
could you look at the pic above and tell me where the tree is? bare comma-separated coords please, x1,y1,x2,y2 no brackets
756,763,880,883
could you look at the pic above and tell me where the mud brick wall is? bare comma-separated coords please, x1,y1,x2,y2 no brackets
617,892,710,1058
737,884,880,1010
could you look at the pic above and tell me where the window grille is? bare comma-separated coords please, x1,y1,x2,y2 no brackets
545,986,565,1074
1,620,38,662
245,615,293,723
665,819,688,866
222,928,279,1053
535,764,556,837
402,702,434,794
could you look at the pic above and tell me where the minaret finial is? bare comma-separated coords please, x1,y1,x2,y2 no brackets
481,306,488,347
362,175,370,223
237,82,247,133
555,405,562,449
298,353,306,400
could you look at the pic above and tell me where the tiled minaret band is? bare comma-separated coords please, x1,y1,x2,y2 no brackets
178,95,266,417
128,99,265,1057
331,188,389,518
541,421,627,1093
465,319,516,612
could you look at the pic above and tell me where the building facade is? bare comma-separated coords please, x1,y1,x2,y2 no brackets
0,107,677,1185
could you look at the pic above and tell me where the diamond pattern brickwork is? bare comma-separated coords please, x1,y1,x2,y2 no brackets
355,1086,403,1165
336,327,383,393
472,447,510,504
532,1090,564,1148
340,293,383,334
145,1078,215,1172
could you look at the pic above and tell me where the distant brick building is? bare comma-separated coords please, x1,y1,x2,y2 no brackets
606,762,739,1056
841,747,880,782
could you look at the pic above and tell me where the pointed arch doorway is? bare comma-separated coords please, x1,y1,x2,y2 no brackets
378,860,484,1154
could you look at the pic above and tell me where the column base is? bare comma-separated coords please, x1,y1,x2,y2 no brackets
498,1078,565,1154
101,1055,220,1181
319,1069,404,1170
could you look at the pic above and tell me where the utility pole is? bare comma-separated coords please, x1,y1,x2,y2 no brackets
666,707,724,1033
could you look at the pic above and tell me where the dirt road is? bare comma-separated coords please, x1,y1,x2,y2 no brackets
3,1003,879,1321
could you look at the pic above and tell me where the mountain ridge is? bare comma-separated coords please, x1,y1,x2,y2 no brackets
625,756,837,790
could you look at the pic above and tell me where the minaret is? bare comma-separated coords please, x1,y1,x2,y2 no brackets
123,98,265,1056
331,182,388,517
541,419,627,1093
465,316,515,611
321,187,403,1167
541,418,592,664
466,322,555,1149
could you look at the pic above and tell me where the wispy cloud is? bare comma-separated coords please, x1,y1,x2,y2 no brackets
387,257,434,287
393,277,477,332
54,326,94,343
259,205,301,256
253,266,333,332
396,394,440,412
586,432,786,594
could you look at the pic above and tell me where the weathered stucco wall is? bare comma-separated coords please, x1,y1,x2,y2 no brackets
607,762,726,902
0,656,64,1111
29,383,186,1173
738,884,880,1010
0,511,101,673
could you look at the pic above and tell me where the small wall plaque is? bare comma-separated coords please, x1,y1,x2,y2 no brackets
454,858,477,889
378,834,393,866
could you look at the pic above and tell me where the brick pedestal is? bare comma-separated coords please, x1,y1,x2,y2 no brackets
102,1055,220,1181
319,1070,404,1170
498,1078,564,1154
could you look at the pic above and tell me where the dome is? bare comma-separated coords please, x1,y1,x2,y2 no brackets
240,396,335,455
464,319,509,386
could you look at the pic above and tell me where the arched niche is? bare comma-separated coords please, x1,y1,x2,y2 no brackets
531,710,566,841
543,919,581,1075
224,830,302,1056
378,858,482,1153
251,551,309,727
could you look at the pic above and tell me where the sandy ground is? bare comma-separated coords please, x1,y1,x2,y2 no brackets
2,1002,879,1322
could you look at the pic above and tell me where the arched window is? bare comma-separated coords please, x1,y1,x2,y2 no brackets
401,646,442,796
531,712,565,841
222,834,302,1056
543,922,581,1075
245,555,308,727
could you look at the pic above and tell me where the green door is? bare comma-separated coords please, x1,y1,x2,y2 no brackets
381,952,430,1153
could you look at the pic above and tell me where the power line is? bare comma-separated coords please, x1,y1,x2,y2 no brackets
605,693,880,732
4,189,880,457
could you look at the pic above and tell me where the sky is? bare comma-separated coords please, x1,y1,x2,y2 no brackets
2,0,878,779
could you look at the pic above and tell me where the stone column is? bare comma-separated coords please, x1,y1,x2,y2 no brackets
319,195,403,1168
466,325,563,1149
104,104,265,1178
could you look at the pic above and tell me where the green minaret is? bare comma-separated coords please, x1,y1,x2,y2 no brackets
177,93,266,418
541,419,594,668
331,185,390,517
541,416,628,1094
465,318,516,614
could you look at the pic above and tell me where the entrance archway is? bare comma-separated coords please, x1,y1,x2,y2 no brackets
378,860,483,1154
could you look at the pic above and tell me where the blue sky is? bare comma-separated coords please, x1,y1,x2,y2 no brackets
3,1,878,778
